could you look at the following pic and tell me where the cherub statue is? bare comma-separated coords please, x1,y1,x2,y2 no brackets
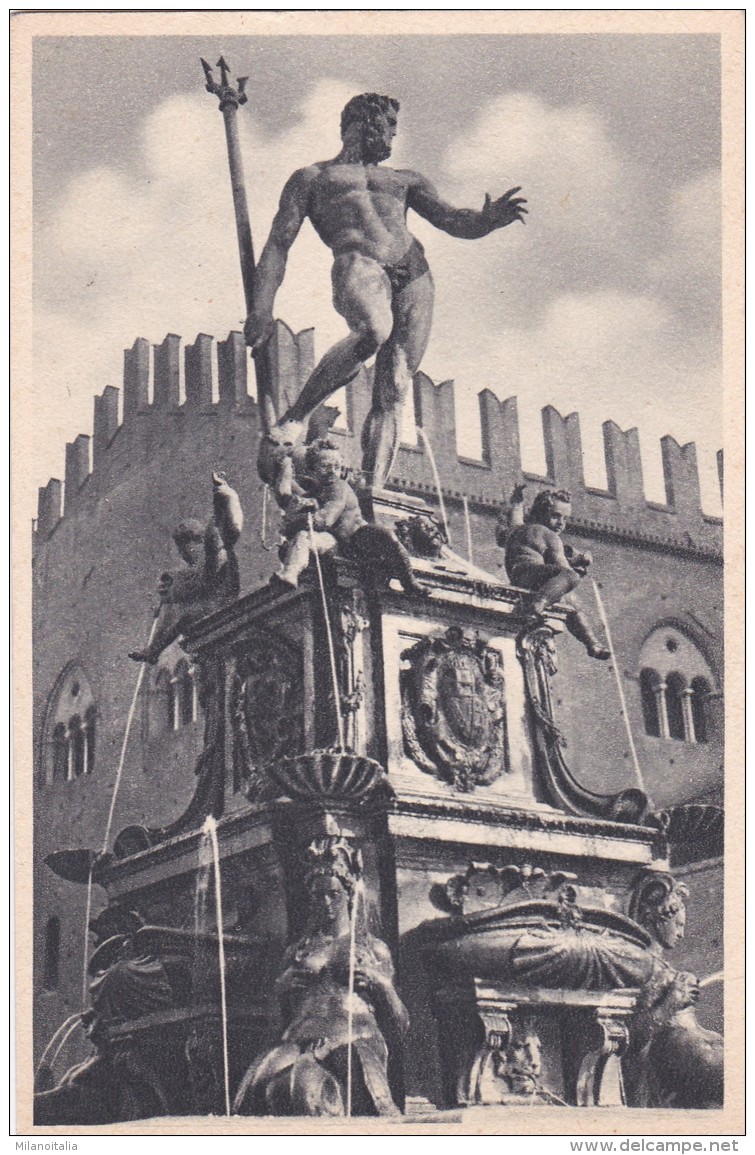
267,437,426,596
129,472,243,664
233,836,409,1116
497,485,609,660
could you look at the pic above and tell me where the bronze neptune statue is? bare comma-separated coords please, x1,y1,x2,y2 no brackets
247,92,527,491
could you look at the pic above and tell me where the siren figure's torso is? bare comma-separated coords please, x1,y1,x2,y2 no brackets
280,931,388,1056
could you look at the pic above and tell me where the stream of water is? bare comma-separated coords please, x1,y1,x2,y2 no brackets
417,427,450,544
591,578,646,794
202,816,231,1116
345,879,366,1118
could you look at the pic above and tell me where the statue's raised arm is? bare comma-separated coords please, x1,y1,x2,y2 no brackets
407,174,527,239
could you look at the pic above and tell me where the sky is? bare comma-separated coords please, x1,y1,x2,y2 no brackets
31,33,723,516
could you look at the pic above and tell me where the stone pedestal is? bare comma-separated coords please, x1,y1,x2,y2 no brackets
42,494,678,1121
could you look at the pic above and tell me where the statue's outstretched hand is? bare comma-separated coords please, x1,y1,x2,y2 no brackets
568,549,593,576
244,310,275,350
482,187,528,231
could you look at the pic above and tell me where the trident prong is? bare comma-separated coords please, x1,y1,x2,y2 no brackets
200,56,247,110
217,56,231,88
200,57,214,92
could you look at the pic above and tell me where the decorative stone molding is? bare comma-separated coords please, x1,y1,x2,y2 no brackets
517,625,651,824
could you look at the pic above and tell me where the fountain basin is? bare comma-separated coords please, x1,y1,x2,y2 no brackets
266,749,392,801
418,901,656,991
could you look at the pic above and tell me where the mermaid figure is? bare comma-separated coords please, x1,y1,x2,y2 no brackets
233,837,409,1116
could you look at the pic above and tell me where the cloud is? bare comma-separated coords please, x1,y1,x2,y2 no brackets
32,83,359,495
411,95,722,512
444,93,627,234
646,167,721,321
460,289,720,508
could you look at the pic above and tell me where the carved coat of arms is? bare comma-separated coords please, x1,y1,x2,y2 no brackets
231,628,304,795
401,626,508,791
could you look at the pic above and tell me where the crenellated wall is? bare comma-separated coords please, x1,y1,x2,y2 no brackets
31,320,724,1068
34,322,722,560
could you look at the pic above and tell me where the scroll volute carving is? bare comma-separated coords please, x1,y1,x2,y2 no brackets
517,626,650,824
337,589,369,750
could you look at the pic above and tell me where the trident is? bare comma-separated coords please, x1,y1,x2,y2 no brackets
201,56,273,414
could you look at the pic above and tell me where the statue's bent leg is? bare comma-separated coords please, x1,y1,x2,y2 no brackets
282,254,393,427
277,530,337,587
564,599,610,660
361,270,434,489
508,562,580,612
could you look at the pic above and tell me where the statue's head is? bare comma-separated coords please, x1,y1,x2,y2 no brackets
505,1021,543,1093
340,93,400,163
305,438,345,486
395,513,448,559
630,870,689,950
173,518,204,565
666,970,701,1012
526,489,572,534
304,836,363,932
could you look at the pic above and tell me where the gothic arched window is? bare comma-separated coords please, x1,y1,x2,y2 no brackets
639,668,662,737
664,672,687,741
153,661,198,733
40,665,97,787
180,665,197,727
637,626,718,746
51,723,68,782
84,705,97,774
69,715,86,777
691,676,711,744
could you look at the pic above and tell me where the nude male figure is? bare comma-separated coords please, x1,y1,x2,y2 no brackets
245,92,527,491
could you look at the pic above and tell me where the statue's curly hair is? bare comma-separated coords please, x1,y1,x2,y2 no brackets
629,869,689,934
340,93,400,137
304,437,343,473
525,489,572,526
